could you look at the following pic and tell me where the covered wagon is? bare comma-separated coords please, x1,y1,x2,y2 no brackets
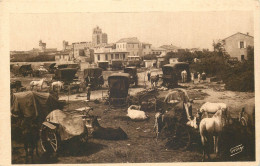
108,73,130,106
84,67,104,89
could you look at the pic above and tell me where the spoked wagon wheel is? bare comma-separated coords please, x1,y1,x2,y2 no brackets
40,124,59,153
167,125,191,150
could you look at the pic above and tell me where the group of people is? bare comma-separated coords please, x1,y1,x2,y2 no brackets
181,70,206,84
147,69,207,85
190,71,206,84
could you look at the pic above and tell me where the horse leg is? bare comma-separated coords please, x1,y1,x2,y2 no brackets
31,147,34,164
35,139,39,157
206,137,211,160
215,136,219,157
201,136,206,161
213,136,216,154
24,142,29,163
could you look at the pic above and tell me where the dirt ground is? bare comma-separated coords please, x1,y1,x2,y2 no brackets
11,68,255,164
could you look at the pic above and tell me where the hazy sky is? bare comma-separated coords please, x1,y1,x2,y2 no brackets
10,11,254,51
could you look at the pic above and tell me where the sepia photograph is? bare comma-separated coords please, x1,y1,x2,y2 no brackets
1,0,259,165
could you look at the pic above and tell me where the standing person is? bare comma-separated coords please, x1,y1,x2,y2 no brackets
147,70,151,82
197,72,201,83
86,76,91,86
202,71,206,82
191,72,194,84
183,70,187,83
86,84,91,101
181,70,185,83
194,71,198,79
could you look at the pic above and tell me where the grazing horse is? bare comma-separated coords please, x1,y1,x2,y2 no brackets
199,109,223,161
30,78,46,90
150,74,159,87
51,81,64,92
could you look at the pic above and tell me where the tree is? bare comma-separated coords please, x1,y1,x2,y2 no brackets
213,40,225,52
212,40,230,59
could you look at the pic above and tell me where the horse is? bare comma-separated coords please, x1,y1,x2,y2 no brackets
150,74,159,88
199,109,223,161
51,81,64,92
30,78,46,90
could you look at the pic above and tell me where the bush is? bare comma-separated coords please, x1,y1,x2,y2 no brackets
143,54,157,60
187,44,254,92
222,61,254,92
190,52,229,77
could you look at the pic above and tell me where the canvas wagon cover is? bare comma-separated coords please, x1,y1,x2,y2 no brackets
55,68,78,82
108,74,129,98
84,68,102,78
11,91,61,120
46,109,86,141
164,88,190,103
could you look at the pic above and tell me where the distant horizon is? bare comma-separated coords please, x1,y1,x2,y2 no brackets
10,11,254,51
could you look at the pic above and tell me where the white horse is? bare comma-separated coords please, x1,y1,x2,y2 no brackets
199,109,223,161
51,81,64,92
30,78,46,90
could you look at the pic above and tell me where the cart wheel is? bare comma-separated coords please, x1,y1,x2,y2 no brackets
40,125,59,153
167,126,191,150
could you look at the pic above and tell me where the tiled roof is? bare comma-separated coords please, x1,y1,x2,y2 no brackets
160,45,180,50
116,37,140,44
142,42,152,45
151,47,167,51
222,32,254,41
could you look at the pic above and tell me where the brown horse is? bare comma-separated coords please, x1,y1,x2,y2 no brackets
150,74,159,87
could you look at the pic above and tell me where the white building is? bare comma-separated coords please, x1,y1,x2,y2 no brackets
116,37,152,57
142,43,152,56
151,47,167,56
94,47,129,64
222,32,254,61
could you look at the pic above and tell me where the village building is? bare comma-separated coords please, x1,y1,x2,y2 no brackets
61,41,94,62
144,59,156,68
116,37,152,57
151,47,167,56
222,32,254,61
55,50,70,62
116,37,142,57
141,43,152,56
93,47,129,64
